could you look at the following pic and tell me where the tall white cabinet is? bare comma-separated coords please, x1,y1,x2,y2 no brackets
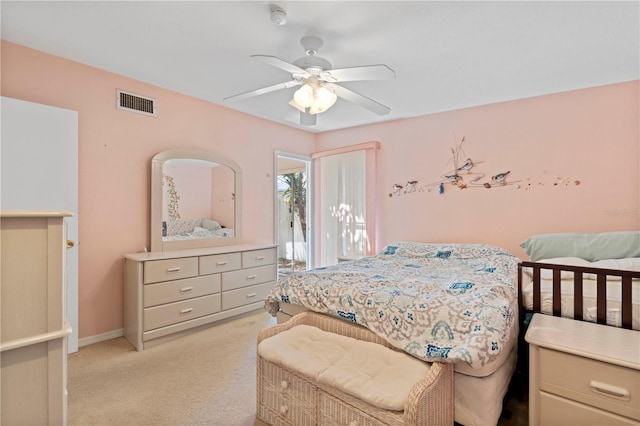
1,211,72,425
1,96,79,353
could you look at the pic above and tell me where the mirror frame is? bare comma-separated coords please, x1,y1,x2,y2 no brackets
150,149,242,252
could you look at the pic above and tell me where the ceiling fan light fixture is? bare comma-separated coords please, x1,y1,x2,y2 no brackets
293,84,314,108
288,98,306,113
309,88,337,114
315,85,337,109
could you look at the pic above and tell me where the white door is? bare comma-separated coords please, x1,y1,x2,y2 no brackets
1,96,79,353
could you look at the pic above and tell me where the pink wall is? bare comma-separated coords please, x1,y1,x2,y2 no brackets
2,41,638,339
317,81,640,258
1,41,315,338
210,164,235,228
162,163,212,220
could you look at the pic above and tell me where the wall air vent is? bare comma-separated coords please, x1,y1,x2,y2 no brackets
116,89,156,117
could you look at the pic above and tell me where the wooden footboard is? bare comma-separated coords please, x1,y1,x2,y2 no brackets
518,261,640,329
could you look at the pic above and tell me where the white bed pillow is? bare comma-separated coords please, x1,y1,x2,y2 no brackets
525,257,640,281
592,257,640,271
531,257,593,280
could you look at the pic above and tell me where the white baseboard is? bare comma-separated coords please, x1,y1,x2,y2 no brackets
79,328,124,348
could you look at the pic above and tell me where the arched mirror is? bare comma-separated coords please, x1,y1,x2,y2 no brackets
150,149,242,252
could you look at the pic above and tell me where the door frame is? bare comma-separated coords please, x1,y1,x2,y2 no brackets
274,151,314,271
1,96,79,353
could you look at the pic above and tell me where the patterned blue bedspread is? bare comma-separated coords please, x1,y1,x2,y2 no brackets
264,242,520,370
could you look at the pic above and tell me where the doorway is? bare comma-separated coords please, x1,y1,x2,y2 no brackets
275,152,313,276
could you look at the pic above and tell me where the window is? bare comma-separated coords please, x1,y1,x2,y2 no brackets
313,142,379,267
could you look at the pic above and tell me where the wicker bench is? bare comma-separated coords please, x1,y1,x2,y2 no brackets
256,311,454,426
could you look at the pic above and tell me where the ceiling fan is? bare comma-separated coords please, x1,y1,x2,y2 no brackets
224,36,395,126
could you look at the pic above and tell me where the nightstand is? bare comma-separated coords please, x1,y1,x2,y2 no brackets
525,314,640,425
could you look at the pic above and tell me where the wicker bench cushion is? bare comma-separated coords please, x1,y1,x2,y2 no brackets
257,324,431,411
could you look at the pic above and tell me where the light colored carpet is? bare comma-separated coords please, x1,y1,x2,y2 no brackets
68,310,275,426
68,309,527,426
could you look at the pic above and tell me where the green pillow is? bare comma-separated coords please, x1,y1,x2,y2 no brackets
520,231,640,262
201,218,222,231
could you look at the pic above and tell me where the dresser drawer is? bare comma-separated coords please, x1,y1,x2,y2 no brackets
143,294,221,331
199,252,241,275
144,275,221,308
222,281,274,310
222,265,276,291
540,348,640,420
143,257,198,284
540,391,638,425
242,248,276,269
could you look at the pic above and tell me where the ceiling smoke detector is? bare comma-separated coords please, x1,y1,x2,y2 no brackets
269,5,287,26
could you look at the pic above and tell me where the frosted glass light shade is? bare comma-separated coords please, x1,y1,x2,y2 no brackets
309,86,337,114
293,84,314,108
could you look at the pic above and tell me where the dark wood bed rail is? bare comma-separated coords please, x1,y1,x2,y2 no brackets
518,261,640,330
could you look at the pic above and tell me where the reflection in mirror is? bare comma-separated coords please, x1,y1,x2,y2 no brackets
162,159,235,241
151,150,242,252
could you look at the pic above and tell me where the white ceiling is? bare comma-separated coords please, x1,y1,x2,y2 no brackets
2,1,638,133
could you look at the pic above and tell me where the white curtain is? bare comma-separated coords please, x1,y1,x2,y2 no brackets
319,150,367,266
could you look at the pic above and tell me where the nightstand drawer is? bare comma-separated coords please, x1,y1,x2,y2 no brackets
143,257,198,284
242,248,276,269
143,293,221,331
222,281,273,310
222,265,276,291
199,252,241,275
540,391,638,425
144,275,221,307
540,348,640,420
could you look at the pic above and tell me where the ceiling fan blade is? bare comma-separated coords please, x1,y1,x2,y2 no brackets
319,64,395,83
224,80,301,103
251,55,308,76
328,83,391,115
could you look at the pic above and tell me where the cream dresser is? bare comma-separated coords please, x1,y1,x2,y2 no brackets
124,243,277,351
1,211,72,425
526,313,640,425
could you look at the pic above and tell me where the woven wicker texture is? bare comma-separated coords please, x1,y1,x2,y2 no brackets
256,311,454,426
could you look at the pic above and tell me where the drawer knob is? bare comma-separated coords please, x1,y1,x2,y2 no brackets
180,308,194,315
179,287,193,293
255,256,265,261
280,380,288,389
167,267,181,273
247,275,257,280
216,261,228,266
279,405,288,415
590,381,630,400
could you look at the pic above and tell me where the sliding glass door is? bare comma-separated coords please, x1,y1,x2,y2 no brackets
314,142,379,267
275,152,312,276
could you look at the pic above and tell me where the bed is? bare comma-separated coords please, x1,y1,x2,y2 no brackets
162,218,234,241
518,231,640,330
264,241,521,426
